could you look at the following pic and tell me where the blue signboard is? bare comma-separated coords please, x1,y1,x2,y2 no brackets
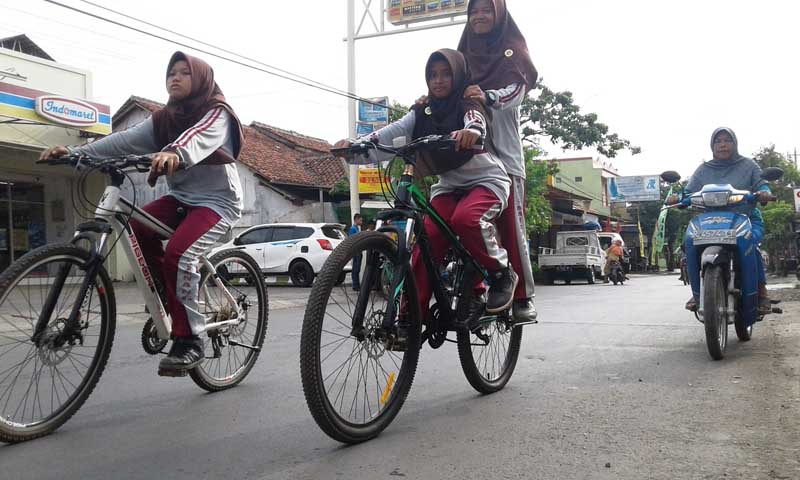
358,97,389,124
608,175,660,203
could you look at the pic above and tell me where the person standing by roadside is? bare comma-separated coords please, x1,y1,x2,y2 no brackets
349,213,363,290
458,0,539,324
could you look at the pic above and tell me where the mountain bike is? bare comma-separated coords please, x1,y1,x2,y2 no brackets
0,154,268,443
300,135,523,444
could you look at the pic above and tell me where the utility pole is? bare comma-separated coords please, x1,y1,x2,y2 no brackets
346,0,467,217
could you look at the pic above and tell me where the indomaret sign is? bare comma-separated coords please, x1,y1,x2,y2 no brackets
388,0,468,26
0,81,111,135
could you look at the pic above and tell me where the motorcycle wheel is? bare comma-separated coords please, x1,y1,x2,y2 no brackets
702,265,728,360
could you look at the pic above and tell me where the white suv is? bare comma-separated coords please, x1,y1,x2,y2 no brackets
214,223,349,287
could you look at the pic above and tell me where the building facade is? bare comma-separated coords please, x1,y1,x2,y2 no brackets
0,36,118,274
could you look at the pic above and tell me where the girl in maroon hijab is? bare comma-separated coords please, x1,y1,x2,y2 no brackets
459,0,539,325
41,52,244,376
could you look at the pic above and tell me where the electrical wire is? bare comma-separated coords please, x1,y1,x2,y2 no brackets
43,0,402,114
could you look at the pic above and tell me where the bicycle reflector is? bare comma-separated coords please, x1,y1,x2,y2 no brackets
317,239,334,251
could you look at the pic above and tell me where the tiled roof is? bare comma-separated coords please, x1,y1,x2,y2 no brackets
112,95,164,123
250,121,331,154
112,96,344,189
238,125,343,189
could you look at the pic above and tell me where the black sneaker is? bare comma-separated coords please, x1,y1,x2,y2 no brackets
512,298,538,325
486,269,517,314
158,336,204,377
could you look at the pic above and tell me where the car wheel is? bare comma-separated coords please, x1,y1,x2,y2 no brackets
290,260,315,287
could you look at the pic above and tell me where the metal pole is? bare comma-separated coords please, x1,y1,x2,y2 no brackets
347,0,360,219
319,188,325,222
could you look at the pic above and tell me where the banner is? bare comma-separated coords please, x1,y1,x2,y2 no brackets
637,220,645,258
608,175,660,203
653,185,672,252
388,0,468,26
358,97,389,124
358,168,391,194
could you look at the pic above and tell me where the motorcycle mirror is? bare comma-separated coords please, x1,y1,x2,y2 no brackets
761,167,784,182
660,171,681,184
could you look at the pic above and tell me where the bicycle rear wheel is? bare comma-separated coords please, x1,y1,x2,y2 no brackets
457,310,522,394
189,250,268,391
300,232,422,444
0,244,115,443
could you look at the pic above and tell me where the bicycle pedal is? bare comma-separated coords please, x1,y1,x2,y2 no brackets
157,368,190,378
513,319,539,326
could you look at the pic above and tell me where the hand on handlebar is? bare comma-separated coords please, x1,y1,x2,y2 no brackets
665,195,681,206
451,129,481,152
39,146,69,161
756,190,775,206
147,151,181,187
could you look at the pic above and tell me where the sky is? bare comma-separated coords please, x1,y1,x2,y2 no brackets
1,0,798,179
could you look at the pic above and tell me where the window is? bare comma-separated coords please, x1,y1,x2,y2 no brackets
322,226,345,240
237,228,271,245
566,237,589,247
271,227,297,242
599,237,612,249
574,176,583,183
293,227,314,239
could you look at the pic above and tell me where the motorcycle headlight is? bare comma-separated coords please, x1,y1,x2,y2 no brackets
702,192,730,207
727,194,745,205
691,196,705,207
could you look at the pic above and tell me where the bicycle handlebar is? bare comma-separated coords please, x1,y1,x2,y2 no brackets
36,154,184,173
330,135,474,164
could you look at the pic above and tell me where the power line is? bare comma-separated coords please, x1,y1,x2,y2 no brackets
43,0,401,115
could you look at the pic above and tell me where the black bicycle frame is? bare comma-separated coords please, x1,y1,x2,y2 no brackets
348,156,489,336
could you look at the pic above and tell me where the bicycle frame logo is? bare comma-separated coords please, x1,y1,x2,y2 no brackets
127,230,156,294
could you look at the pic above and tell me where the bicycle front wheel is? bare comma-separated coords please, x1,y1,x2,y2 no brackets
300,232,422,444
0,244,115,443
457,314,522,394
189,249,268,391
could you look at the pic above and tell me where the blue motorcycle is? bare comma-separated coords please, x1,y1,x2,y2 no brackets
661,168,783,360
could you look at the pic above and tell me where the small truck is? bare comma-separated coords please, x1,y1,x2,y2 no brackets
539,230,605,285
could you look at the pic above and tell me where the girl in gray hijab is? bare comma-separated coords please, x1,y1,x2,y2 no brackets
681,127,772,313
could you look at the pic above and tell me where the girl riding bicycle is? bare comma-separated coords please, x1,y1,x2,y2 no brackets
39,51,244,377
334,48,515,321
459,0,539,324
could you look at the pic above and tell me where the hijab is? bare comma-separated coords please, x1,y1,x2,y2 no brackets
151,51,244,164
458,0,538,93
411,49,487,176
686,127,765,193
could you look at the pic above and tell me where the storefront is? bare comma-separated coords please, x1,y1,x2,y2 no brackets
0,42,114,275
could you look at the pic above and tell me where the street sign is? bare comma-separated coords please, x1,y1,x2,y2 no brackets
387,0,468,26
794,188,800,213
608,175,661,203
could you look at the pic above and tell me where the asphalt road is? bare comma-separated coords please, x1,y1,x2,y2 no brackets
1,276,798,480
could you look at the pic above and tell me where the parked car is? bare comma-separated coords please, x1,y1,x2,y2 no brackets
212,223,350,287
539,230,605,285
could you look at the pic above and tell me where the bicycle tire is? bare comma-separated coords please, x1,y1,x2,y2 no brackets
457,317,522,394
189,249,268,391
0,244,115,443
300,232,422,444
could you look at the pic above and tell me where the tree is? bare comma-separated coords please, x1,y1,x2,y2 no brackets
753,146,799,204
520,83,642,158
388,101,410,123
524,147,558,235
762,201,796,273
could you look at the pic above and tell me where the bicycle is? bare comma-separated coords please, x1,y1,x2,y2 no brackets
0,154,268,443
300,135,523,444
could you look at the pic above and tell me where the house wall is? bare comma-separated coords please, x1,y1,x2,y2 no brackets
551,159,611,218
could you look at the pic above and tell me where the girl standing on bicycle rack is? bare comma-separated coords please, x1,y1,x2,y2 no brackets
458,0,539,324
39,52,244,377
335,48,515,320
